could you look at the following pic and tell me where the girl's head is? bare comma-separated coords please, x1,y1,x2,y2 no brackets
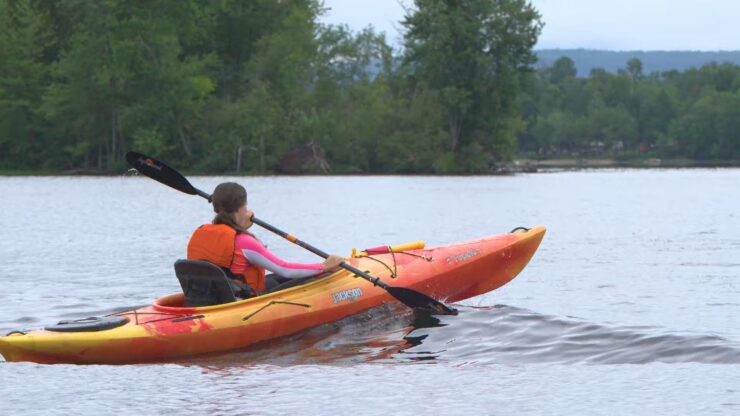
211,182,253,232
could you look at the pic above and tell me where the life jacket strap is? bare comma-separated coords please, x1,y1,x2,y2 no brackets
219,266,260,298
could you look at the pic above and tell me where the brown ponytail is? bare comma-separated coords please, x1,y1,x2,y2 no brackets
213,211,246,233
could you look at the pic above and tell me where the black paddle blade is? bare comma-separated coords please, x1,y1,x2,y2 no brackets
386,286,458,315
126,151,198,196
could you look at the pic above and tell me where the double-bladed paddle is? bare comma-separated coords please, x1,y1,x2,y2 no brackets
125,151,457,315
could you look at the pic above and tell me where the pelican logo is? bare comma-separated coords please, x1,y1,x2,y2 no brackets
137,156,163,171
445,248,480,265
332,288,363,304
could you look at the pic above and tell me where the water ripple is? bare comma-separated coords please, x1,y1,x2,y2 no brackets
406,305,740,365
172,303,740,367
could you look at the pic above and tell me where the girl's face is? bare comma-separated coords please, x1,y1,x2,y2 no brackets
235,204,254,230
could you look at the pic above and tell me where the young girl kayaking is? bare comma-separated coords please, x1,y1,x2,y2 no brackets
187,182,344,293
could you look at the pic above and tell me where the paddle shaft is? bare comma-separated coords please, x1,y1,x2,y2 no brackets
194,189,211,200
251,217,389,289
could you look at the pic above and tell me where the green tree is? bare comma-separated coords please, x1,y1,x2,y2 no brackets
639,83,679,146
669,91,740,160
309,26,400,172
402,0,543,169
40,0,215,170
625,58,644,82
0,0,50,168
548,56,577,84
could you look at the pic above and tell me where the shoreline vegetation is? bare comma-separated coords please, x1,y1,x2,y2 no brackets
2,158,738,177
2,1,738,175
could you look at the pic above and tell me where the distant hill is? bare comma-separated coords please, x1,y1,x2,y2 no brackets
535,49,740,77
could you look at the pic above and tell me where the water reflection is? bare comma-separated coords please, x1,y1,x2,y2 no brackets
172,304,442,368
393,311,444,362
178,302,740,370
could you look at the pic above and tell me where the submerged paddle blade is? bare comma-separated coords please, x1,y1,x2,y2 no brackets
386,287,458,315
126,151,201,197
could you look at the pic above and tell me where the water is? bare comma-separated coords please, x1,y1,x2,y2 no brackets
1,170,739,415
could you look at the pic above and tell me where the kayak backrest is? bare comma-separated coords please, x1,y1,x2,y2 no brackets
174,259,238,307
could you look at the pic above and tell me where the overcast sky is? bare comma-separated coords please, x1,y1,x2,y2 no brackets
320,0,740,51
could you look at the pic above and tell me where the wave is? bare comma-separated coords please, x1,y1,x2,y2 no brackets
395,305,740,365
178,304,740,367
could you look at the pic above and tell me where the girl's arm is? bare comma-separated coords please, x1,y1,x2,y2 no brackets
236,234,324,279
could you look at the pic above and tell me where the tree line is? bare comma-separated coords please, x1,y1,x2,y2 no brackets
520,57,740,162
0,0,737,174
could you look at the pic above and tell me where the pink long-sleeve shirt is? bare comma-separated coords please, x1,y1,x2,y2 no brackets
230,233,324,278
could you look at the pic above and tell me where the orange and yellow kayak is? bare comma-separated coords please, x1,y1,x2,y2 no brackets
0,226,545,364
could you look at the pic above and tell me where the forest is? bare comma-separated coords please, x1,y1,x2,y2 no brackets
520,56,740,163
1,0,738,174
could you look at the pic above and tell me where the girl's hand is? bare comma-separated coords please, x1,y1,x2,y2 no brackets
322,255,344,272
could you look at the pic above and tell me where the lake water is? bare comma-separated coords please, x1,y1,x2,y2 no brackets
1,170,739,415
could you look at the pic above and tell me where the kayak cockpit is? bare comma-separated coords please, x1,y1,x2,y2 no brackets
152,292,255,314
153,292,188,309
169,259,320,310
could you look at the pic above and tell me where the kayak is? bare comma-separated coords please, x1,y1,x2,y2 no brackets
0,226,545,364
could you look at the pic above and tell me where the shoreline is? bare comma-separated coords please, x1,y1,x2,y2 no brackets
507,158,740,172
1,158,739,177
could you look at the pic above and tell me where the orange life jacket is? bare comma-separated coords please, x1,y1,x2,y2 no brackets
187,224,267,292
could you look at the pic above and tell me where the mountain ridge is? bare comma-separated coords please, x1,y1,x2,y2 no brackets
535,49,740,76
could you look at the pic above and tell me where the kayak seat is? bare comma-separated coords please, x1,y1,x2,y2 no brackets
174,259,247,307
262,275,315,294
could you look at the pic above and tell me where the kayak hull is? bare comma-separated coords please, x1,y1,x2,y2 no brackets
0,226,545,364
